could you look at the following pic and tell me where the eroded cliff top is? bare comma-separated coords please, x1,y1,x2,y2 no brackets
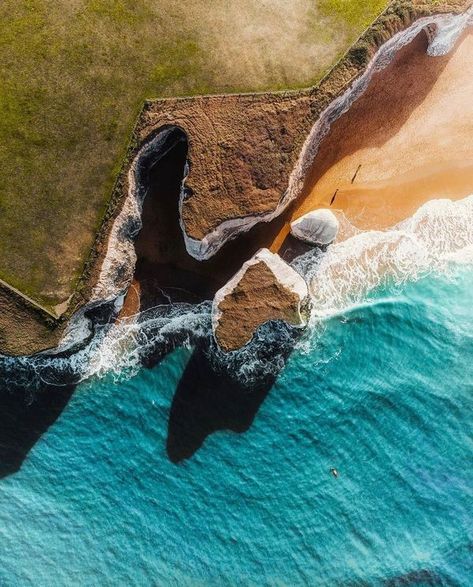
135,0,472,261
1,0,471,356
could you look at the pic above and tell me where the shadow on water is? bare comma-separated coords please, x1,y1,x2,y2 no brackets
166,345,278,463
0,30,450,475
129,127,299,463
385,568,446,586
0,380,76,478
165,320,299,463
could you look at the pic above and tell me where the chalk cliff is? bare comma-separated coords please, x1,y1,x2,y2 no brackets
291,209,340,246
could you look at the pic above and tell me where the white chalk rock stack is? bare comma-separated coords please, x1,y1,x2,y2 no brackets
290,209,339,246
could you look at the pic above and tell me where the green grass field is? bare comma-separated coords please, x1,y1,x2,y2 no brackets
0,0,388,311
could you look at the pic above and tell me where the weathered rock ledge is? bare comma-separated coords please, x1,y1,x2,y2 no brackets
138,1,472,261
0,0,470,356
212,249,310,352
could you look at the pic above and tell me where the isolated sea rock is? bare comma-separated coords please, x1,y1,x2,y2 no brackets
290,209,339,246
212,248,310,352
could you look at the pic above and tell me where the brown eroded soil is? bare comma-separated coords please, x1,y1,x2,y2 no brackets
3,1,472,355
213,261,305,352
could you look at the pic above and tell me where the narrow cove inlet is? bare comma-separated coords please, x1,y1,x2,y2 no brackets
118,20,473,349
0,2,472,586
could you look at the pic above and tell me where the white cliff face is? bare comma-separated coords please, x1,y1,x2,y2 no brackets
291,209,339,246
427,6,473,55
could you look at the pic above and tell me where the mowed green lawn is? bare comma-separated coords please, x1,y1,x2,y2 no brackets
0,0,388,310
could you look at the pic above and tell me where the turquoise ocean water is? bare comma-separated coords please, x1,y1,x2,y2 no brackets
0,262,471,585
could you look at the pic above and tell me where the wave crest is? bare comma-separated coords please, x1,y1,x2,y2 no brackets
1,196,472,387
291,196,473,318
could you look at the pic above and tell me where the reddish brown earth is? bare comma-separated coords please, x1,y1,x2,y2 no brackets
140,1,471,246
1,0,470,355
144,93,313,242
213,261,308,352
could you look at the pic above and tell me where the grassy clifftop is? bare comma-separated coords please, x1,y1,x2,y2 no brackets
0,0,389,311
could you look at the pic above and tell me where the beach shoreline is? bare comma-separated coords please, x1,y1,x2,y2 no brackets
273,29,473,248
2,2,472,356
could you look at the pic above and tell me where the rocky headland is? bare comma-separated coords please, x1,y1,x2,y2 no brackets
1,0,471,356
212,249,310,352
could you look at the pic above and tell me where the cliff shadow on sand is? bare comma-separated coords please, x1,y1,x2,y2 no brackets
275,26,461,253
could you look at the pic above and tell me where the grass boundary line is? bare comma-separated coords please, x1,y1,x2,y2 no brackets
1,0,470,334
0,278,57,320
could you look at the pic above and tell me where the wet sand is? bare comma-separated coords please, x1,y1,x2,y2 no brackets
272,30,473,249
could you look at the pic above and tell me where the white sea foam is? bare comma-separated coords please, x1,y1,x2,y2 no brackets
85,303,211,381
1,8,472,384
295,195,473,320
3,195,470,388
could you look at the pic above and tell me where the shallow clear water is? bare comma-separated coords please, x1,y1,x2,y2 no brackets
0,265,471,586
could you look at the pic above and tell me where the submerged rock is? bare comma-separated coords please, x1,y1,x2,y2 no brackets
290,209,339,246
212,248,310,352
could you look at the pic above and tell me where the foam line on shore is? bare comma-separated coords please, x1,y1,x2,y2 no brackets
292,195,473,319
181,7,473,260
2,194,473,388
1,9,472,384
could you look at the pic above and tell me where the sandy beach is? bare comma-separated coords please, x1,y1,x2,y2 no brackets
272,29,473,249
120,26,473,321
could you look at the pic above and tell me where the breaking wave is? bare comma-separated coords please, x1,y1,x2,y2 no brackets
2,10,472,388
0,302,211,390
1,195,472,389
293,195,473,319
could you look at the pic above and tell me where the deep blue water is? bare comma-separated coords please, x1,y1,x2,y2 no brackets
0,267,472,586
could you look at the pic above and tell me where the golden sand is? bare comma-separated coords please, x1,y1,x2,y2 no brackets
272,30,473,250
